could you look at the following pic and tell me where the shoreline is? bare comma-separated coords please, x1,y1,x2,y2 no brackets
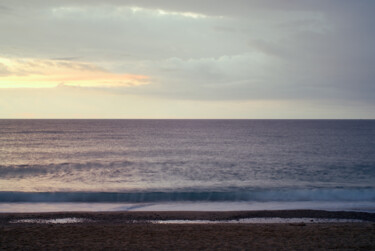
1,210,375,250
1,209,375,224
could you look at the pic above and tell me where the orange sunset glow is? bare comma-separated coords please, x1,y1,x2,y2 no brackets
0,57,149,88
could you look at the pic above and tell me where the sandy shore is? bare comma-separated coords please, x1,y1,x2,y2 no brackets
1,210,375,250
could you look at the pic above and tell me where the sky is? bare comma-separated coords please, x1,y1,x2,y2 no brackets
0,0,375,119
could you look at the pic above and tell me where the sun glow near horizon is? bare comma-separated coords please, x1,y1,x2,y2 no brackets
0,57,149,89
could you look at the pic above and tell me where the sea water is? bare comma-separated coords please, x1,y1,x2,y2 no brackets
0,119,374,212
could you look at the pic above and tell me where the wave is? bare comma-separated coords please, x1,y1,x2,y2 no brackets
0,161,133,178
1,188,375,203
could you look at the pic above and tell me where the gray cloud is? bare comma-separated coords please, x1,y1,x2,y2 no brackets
1,0,375,112
0,4,11,13
0,0,348,17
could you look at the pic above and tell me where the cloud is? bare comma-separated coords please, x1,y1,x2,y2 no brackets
0,0,348,18
50,56,81,61
0,4,11,13
0,0,374,118
0,57,149,88
0,62,10,76
121,47,375,102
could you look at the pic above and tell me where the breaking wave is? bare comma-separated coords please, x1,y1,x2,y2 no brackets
1,188,375,203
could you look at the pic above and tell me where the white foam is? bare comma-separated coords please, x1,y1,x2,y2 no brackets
10,217,87,224
8,217,366,225
152,218,366,224
130,201,375,213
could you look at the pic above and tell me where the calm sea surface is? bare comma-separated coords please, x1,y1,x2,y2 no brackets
0,120,374,211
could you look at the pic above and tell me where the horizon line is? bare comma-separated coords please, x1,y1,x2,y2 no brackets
1,118,374,120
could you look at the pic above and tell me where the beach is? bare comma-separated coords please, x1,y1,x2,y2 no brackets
1,210,375,250
2,0,375,246
1,120,375,250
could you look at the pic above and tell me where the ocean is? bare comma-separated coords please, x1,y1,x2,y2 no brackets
0,119,374,212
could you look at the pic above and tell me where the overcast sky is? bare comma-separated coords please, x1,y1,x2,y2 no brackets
1,0,374,118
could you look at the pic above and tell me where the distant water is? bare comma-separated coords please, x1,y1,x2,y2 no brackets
1,120,374,212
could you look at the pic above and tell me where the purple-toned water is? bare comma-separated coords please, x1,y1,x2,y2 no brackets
1,120,374,212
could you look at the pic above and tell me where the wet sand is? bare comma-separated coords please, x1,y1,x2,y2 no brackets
1,210,375,250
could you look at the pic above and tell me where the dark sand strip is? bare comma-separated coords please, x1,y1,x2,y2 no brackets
1,210,375,250
1,209,375,223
